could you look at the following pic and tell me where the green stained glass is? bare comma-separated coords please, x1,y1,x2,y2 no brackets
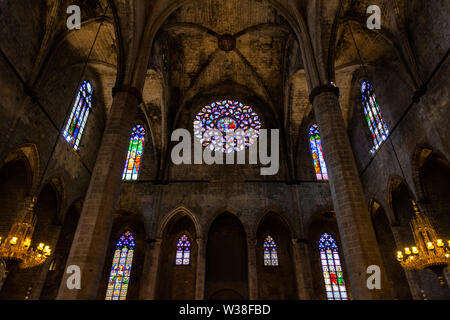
63,81,93,150
361,81,389,154
309,124,328,180
122,125,145,181
318,233,349,300
105,231,135,301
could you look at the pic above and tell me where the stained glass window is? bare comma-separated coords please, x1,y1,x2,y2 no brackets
309,124,328,180
122,125,145,181
105,231,135,300
361,81,389,154
194,100,262,153
263,235,279,266
319,233,348,300
175,234,191,265
63,80,93,150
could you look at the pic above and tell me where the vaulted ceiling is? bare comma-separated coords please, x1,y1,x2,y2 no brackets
0,0,421,162
150,0,298,127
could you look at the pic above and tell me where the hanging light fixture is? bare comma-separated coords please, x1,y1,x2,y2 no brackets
395,200,450,287
0,197,51,269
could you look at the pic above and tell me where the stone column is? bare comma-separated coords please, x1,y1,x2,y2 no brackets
310,85,391,299
247,237,258,300
443,268,450,289
195,237,206,300
291,239,313,299
0,259,6,292
389,213,422,300
29,258,52,300
30,223,63,300
57,88,141,300
139,238,162,299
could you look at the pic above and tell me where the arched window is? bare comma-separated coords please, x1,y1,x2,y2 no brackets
175,234,191,265
361,81,389,154
194,100,262,153
63,80,93,150
318,233,348,300
105,231,135,300
122,125,145,181
309,124,328,180
263,235,279,266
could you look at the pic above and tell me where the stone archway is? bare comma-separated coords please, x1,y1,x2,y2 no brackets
97,211,146,300
156,213,198,300
419,153,450,238
205,212,248,300
256,212,296,299
0,159,31,238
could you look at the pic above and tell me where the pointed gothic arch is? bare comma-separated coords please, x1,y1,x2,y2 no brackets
206,212,248,300
256,212,297,299
156,211,198,299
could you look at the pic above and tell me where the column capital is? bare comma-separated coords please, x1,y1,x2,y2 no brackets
309,84,340,104
112,85,143,104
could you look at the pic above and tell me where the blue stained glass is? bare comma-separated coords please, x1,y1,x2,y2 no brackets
106,231,135,300
318,233,348,300
176,235,191,265
361,81,389,154
263,235,279,266
309,124,328,180
63,80,93,150
122,125,145,181
194,100,261,153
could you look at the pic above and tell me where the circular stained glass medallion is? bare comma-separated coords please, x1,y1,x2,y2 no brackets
194,100,262,153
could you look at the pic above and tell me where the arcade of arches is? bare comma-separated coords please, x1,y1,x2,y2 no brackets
0,0,449,300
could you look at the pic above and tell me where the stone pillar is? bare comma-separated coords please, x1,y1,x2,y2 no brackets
247,237,258,300
139,238,162,299
310,85,391,299
29,259,51,300
195,237,206,300
0,259,6,292
30,224,63,300
403,270,423,300
291,239,313,299
443,268,450,289
389,215,422,300
57,88,141,300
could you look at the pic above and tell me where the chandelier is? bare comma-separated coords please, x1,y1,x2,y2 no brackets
0,197,52,269
396,200,450,287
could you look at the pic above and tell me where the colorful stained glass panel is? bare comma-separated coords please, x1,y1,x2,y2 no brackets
63,80,93,150
263,235,279,266
318,233,348,300
105,231,135,300
309,124,328,180
122,125,145,181
175,234,191,266
361,81,389,154
194,100,261,153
